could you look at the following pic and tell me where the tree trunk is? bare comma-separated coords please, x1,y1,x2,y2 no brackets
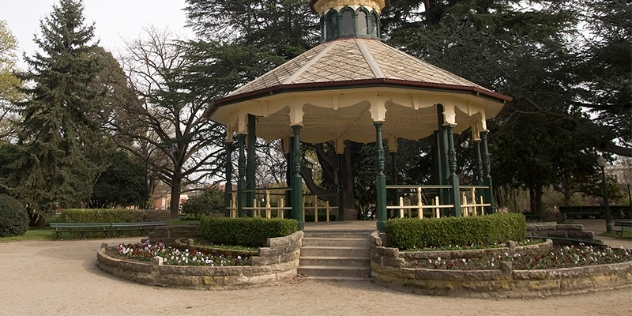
342,142,355,219
529,185,544,214
170,178,181,219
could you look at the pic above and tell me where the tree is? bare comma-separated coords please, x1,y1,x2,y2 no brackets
578,0,631,155
0,20,22,141
180,186,224,218
7,0,106,217
90,151,147,208
109,28,226,219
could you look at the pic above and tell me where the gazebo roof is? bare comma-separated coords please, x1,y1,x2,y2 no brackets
207,38,511,145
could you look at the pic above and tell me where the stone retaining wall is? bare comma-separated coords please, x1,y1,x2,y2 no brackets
369,232,632,298
97,231,303,289
526,222,595,241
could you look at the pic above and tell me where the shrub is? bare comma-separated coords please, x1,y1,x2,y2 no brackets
0,194,29,237
385,213,527,250
200,217,297,247
60,209,144,223
181,187,225,218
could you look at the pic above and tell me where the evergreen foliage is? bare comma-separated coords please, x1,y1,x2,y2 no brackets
181,186,224,218
90,151,147,208
0,194,29,237
200,216,298,247
385,213,527,249
8,0,107,215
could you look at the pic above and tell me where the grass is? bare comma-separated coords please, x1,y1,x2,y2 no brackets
0,229,54,242
601,231,632,239
0,217,202,243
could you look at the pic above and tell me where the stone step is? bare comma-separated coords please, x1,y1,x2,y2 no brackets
299,256,371,267
302,237,369,248
298,276,371,281
300,246,369,258
297,265,372,278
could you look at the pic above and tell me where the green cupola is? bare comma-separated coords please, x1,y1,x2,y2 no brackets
310,0,390,42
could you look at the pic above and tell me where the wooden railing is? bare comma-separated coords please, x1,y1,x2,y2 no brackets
228,188,337,221
386,185,490,219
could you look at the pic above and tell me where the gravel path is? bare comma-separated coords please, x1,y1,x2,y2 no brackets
1,237,631,316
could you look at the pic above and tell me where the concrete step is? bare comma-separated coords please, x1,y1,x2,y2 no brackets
297,265,372,278
299,256,370,267
300,246,369,258
302,237,370,248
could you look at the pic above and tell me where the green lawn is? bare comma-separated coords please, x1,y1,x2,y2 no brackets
0,218,200,243
0,229,54,242
601,231,632,239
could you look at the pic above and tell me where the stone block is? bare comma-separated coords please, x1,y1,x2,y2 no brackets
513,270,547,280
567,231,594,239
279,251,297,263
547,231,568,238
556,224,584,231
382,256,404,268
258,247,284,257
532,223,557,231
267,237,290,248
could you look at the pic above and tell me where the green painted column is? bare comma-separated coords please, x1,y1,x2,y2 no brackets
337,153,345,221
246,114,256,215
291,125,304,231
481,131,495,213
375,122,387,232
446,125,461,217
474,139,484,205
390,152,397,219
237,134,246,218
475,140,484,185
436,105,449,216
224,140,233,217
286,137,293,219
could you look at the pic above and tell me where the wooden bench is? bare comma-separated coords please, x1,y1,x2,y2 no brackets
51,222,168,239
51,223,112,239
613,221,632,238
562,211,603,219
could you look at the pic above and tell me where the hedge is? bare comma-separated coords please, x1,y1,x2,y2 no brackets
60,209,170,223
200,217,298,247
385,213,527,250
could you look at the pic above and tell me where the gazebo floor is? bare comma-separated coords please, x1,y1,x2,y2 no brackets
303,220,377,232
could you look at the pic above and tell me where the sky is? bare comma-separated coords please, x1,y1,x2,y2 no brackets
1,0,194,69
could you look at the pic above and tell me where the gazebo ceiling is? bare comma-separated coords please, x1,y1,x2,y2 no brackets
207,37,511,144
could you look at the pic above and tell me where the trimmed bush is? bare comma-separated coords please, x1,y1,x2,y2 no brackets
61,209,142,223
200,217,297,247
385,213,527,250
0,194,29,237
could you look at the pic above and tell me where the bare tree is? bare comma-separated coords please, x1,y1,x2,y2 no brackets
107,27,226,218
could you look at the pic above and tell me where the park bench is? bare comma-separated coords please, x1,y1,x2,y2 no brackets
561,210,603,219
613,221,632,238
51,221,168,239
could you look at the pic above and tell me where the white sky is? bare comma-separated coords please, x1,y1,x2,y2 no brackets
1,0,194,69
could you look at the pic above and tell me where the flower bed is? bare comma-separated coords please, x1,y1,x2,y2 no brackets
408,244,632,270
117,241,251,266
370,232,632,298
97,231,303,289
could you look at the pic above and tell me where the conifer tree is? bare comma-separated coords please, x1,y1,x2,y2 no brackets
9,0,105,215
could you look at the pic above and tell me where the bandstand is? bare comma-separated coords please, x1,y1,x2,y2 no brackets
206,0,512,232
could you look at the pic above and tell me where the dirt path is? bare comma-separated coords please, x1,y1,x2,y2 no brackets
1,238,631,316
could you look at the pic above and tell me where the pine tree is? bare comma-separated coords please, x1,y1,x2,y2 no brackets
9,0,105,215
